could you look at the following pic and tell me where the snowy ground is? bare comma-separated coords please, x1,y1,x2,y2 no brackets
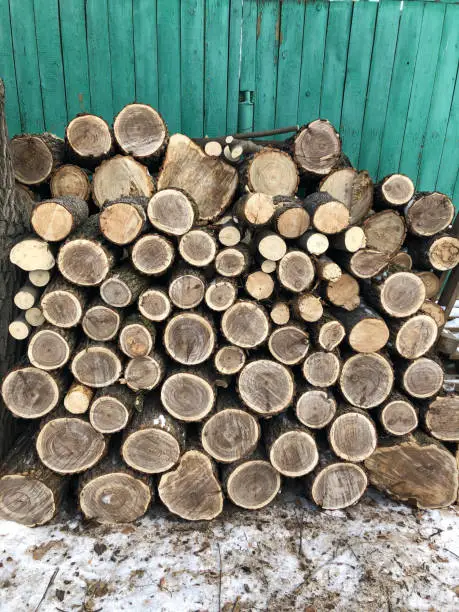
0,484,458,612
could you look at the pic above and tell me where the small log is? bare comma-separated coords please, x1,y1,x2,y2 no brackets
164,312,216,365
113,103,168,161
0,436,67,526
64,382,94,415
31,197,89,242
374,173,415,209
8,316,30,340
138,287,172,322
319,167,373,225
302,351,341,388
14,284,40,309
310,312,345,351
364,433,458,508
277,250,315,292
222,454,281,509
328,406,377,462
205,277,237,312
295,386,337,429
340,352,394,409
362,271,426,318
264,414,318,477
245,270,274,300
215,244,251,277
82,299,122,341
331,304,389,353
119,313,156,358
205,141,223,157
315,255,341,282
388,314,438,359
234,193,275,228
324,273,360,311
408,234,459,272
272,197,310,239
297,230,329,256
168,267,206,310
100,263,149,308
309,453,367,510
329,226,366,253
255,230,287,261
50,164,91,200
131,233,175,276
217,222,241,247
28,325,76,370
221,300,270,348
405,192,455,237
292,120,341,178
37,413,106,474
79,454,151,524
237,358,294,416
124,351,165,391
268,324,309,365
398,356,444,399
422,394,459,442
10,237,55,272
415,271,441,299
161,369,216,421
66,114,113,167
270,301,290,325
362,210,406,255
178,228,217,267
89,384,136,434
390,250,412,269
2,365,65,419
25,307,45,327
92,155,155,208
41,276,87,328
339,249,390,279
99,196,149,246
71,342,123,388
28,269,51,287
158,449,223,520
377,392,418,436
303,192,349,235
293,293,323,323
243,148,299,197
260,258,277,273
214,345,246,375
419,300,446,328
11,133,64,185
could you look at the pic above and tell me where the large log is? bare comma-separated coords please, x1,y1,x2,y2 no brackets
319,167,373,225
362,210,406,255
66,114,114,167
161,369,216,421
50,164,91,200
113,103,168,162
387,314,438,359
295,386,337,429
40,276,87,328
99,196,149,246
242,148,299,197
92,155,155,208
302,351,341,388
292,120,341,178
11,133,65,185
237,358,294,416
264,414,318,477
303,192,350,235
328,406,377,462
221,300,270,348
31,197,89,242
2,365,65,419
404,192,455,237
267,324,310,365
339,352,393,409
71,342,123,388
222,454,281,509
164,312,215,365
28,325,76,370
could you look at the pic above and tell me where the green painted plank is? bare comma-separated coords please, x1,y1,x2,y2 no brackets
358,0,400,177
59,0,91,118
34,0,67,136
320,1,353,132
298,0,329,126
453,169,459,208
339,1,377,167
418,5,459,191
0,0,20,135
436,70,459,197
204,0,230,137
399,3,445,182
133,0,158,108
254,0,280,133
86,0,114,121
9,0,44,132
275,0,305,132
239,0,257,92
226,0,243,134
181,0,205,136
378,2,424,179
157,0,181,133
108,0,135,113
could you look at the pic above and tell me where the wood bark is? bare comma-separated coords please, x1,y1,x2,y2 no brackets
319,167,373,225
303,192,349,235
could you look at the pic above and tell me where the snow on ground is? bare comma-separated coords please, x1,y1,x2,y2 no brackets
0,484,458,611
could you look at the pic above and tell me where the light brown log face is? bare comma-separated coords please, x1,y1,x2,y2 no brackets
138,289,171,322
80,473,151,524
296,389,336,429
67,115,113,161
161,372,215,421
380,400,418,436
147,189,195,236
119,324,154,358
29,269,51,287
58,240,111,286
0,476,56,526
294,120,341,176
268,325,309,365
269,431,318,477
202,409,260,463
340,353,393,409
363,210,406,255
221,301,270,348
329,412,377,462
90,397,130,434
402,358,444,399
316,320,346,351
226,460,280,509
50,165,90,199
99,202,145,246
214,345,246,375
419,301,445,329
71,345,122,388
347,250,389,279
424,396,459,441
164,313,215,365
82,305,121,341
247,150,299,196
311,463,367,510
124,354,164,391
295,293,323,322
319,168,373,226
348,318,389,353
64,383,94,415
428,235,459,271
10,238,55,272
394,314,438,359
302,352,340,388
32,201,82,242
123,429,181,474
405,192,454,237
205,278,237,312
415,271,441,300
92,156,155,208
158,450,223,520
379,272,426,317
275,206,310,239
11,135,54,185
218,225,241,247
365,437,458,508
278,251,315,292
311,201,350,235
2,367,60,419
270,302,290,325
179,229,217,267
114,103,167,159
238,359,294,415
37,418,106,474
380,174,414,206
236,193,275,226
169,273,205,309
131,234,175,275
245,271,274,301
28,328,73,370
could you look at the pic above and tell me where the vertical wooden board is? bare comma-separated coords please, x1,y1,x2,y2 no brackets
204,0,230,137
320,1,353,132
239,0,257,92
378,2,424,179
226,0,243,134
436,72,459,197
181,0,205,136
157,0,181,134
0,0,20,135
59,0,91,119
253,0,280,133
418,5,459,191
108,0,135,113
34,0,67,136
358,0,400,177
134,0,159,108
339,1,377,167
9,0,44,132
86,0,114,121
274,0,305,131
399,3,445,182
453,171,459,209
298,0,329,126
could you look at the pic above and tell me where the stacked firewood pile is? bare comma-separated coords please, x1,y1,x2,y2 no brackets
0,104,458,527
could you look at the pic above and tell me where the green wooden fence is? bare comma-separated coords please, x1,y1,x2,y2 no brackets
1,0,459,201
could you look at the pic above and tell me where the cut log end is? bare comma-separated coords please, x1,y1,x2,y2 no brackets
119,322,154,358
169,272,205,310
424,395,459,442
50,164,90,200
92,155,155,208
11,134,58,185
32,198,88,242
58,240,111,287
363,210,406,255
66,114,113,162
164,313,215,365
138,288,171,322
114,103,168,160
415,271,441,299
340,353,393,409
218,225,241,247
380,174,414,206
179,229,217,267
215,247,249,277
245,271,274,301
132,234,175,276
379,272,426,318
122,424,181,475
202,409,260,463
28,328,73,370
41,289,84,329
295,293,323,323
147,189,195,236
394,314,438,359
0,475,57,527
302,351,340,388
82,304,121,341
311,463,367,510
296,389,337,429
99,201,145,246
2,366,60,419
71,345,122,388
226,460,280,509
161,372,215,421
270,302,290,326
380,398,418,436
124,353,164,391
269,431,318,477
205,278,237,312
29,269,51,287
348,318,389,354
278,250,315,293
294,120,341,176
257,233,287,262
238,359,294,416
214,345,246,375
428,235,459,271
268,325,309,365
10,238,55,272
90,396,131,434
406,192,454,237
221,301,270,348
64,383,94,415
312,201,350,235
329,411,377,462
402,358,444,399
247,149,298,197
